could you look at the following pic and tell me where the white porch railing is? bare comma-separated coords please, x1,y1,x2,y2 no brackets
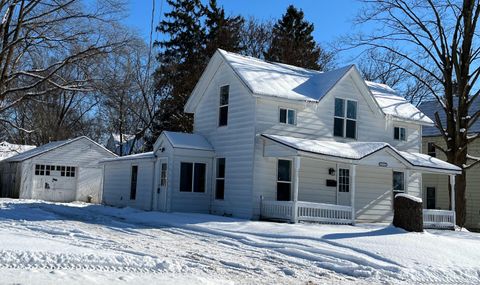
261,200,354,225
423,209,456,229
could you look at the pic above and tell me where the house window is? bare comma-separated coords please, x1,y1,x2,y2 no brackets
392,171,405,194
338,168,350,192
62,166,75,177
394,127,406,141
35,164,74,177
130,165,138,200
279,108,296,125
427,142,436,157
35,164,45,176
180,162,206,193
334,98,357,139
426,187,436,209
277,159,292,201
215,158,226,200
218,85,229,127
160,163,167,187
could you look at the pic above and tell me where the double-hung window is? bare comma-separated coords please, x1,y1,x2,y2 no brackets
218,85,229,127
277,159,292,201
215,158,226,200
394,127,406,141
334,98,357,139
180,162,206,193
279,108,296,125
392,171,405,196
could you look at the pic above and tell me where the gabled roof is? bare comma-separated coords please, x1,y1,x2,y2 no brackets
366,81,433,125
261,134,461,173
418,97,480,136
219,49,354,102
163,131,213,151
0,142,36,161
5,136,116,162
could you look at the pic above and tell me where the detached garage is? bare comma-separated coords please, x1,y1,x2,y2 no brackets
0,136,116,203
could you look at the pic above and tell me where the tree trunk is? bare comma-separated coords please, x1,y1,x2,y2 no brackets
455,171,467,227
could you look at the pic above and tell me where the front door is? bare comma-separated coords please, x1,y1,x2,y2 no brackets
337,168,351,206
156,159,168,211
426,187,436,209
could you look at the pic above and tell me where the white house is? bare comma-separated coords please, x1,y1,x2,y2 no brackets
101,49,461,227
0,136,116,203
0,141,36,161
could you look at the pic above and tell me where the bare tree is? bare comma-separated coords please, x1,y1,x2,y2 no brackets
240,17,273,59
0,0,128,135
348,0,480,226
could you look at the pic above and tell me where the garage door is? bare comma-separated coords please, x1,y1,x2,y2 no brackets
33,165,77,202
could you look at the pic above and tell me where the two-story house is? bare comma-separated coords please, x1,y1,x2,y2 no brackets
101,49,461,226
418,99,480,230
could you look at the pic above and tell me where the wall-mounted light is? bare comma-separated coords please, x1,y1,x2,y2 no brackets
161,147,165,152
328,168,336,176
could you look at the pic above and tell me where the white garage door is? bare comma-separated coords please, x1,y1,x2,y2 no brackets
33,165,77,202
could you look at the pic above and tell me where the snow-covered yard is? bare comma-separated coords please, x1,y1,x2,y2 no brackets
0,199,479,284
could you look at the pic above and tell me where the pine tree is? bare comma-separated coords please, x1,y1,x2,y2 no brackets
150,0,206,142
265,5,332,70
205,0,244,57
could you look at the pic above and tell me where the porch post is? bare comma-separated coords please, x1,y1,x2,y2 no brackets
292,156,301,223
450,174,456,226
351,165,356,225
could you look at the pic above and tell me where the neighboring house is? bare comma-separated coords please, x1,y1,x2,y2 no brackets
418,99,480,229
101,49,460,226
106,133,144,156
0,136,116,203
0,142,36,161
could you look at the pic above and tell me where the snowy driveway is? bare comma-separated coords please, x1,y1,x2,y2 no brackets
0,199,479,284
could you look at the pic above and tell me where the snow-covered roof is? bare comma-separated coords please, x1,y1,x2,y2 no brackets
4,136,116,162
100,151,155,163
111,133,136,144
0,142,36,161
163,131,214,151
418,98,480,136
366,81,434,125
395,193,423,203
219,49,354,102
261,134,461,173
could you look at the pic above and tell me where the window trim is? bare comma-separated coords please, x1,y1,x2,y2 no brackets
333,97,358,139
393,126,407,141
215,157,226,200
179,161,207,193
218,85,229,127
279,107,297,125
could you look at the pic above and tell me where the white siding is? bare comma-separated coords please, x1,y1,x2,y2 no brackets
102,159,155,210
193,62,256,219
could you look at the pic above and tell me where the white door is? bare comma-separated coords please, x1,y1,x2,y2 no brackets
156,159,168,211
337,167,351,206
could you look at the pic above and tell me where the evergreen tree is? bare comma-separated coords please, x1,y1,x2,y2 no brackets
205,0,244,57
150,0,206,142
265,5,332,70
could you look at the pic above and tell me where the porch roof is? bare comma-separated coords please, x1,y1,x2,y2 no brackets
260,134,462,174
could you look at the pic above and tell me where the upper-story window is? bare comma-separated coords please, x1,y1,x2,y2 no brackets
279,108,296,125
334,98,357,139
394,127,406,141
218,85,229,127
427,142,436,157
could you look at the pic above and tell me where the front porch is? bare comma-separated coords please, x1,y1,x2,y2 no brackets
259,134,462,229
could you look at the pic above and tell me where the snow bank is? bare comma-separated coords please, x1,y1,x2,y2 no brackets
395,193,423,203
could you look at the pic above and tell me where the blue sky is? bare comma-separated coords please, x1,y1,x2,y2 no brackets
123,0,365,63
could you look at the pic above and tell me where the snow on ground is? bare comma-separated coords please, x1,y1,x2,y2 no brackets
0,199,479,284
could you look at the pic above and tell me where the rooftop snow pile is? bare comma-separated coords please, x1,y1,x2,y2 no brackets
366,81,433,125
0,142,36,161
262,134,461,173
163,131,213,151
220,49,353,102
101,151,155,163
